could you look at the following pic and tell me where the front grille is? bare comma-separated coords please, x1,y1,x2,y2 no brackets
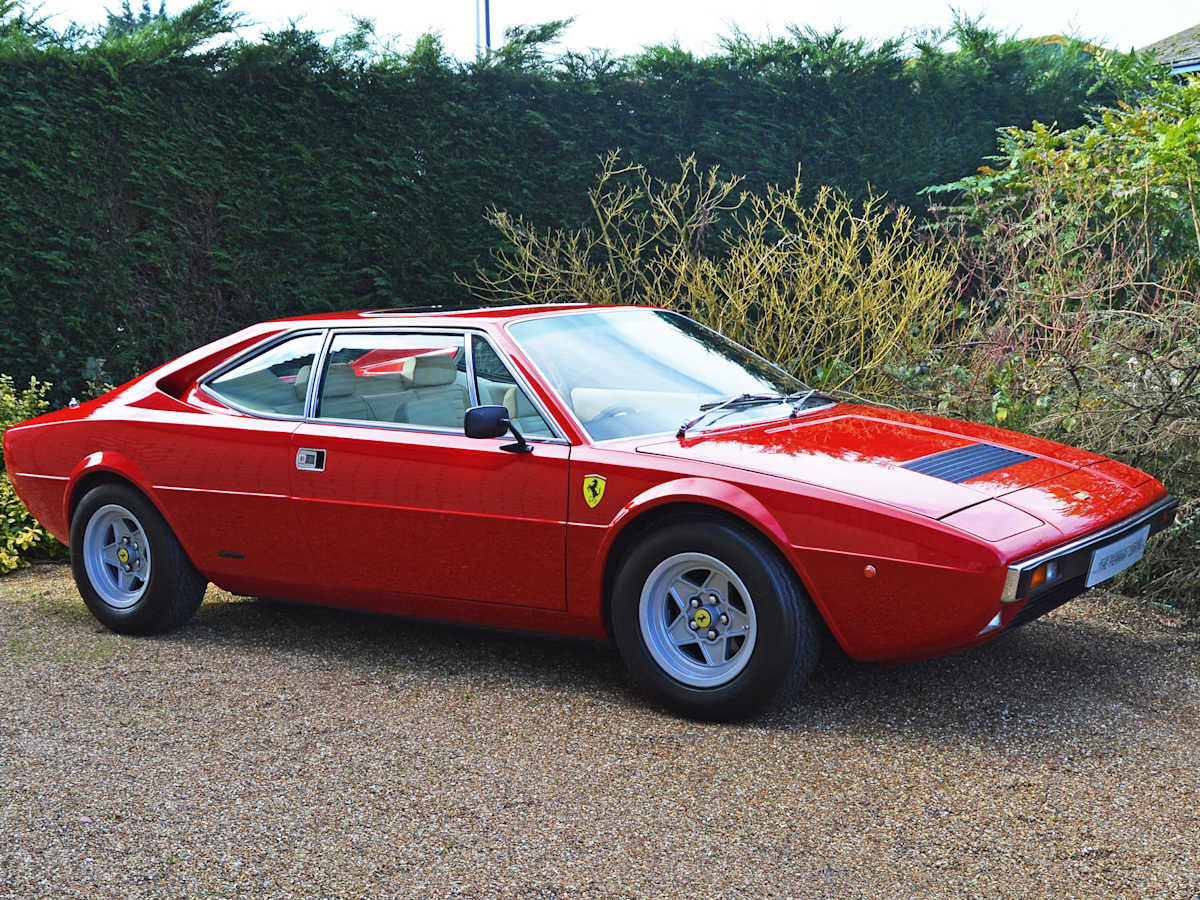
902,443,1035,483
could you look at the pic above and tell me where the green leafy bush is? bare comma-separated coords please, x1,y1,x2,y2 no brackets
0,374,63,573
923,77,1200,611
932,76,1200,286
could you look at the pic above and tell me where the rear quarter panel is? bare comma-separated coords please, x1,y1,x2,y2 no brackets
5,415,83,542
3,322,299,586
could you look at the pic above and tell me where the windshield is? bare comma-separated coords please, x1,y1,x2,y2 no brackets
508,308,821,441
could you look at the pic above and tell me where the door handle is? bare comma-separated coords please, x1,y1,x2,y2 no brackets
296,448,326,471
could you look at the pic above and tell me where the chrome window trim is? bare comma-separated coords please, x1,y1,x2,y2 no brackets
304,329,336,419
194,322,572,443
468,332,564,442
503,306,829,445
311,328,469,432
360,302,585,317
301,416,479,438
463,332,480,407
1000,495,1177,603
304,326,570,444
198,328,329,422
302,418,568,444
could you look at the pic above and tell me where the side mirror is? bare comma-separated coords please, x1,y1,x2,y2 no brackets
464,405,532,453
464,405,509,439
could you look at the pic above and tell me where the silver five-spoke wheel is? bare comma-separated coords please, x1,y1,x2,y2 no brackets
638,551,757,688
82,503,152,609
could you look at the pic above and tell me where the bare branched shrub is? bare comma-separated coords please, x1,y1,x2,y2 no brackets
468,152,963,400
929,175,1200,605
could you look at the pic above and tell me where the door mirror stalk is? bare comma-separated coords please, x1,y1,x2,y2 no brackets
501,420,532,454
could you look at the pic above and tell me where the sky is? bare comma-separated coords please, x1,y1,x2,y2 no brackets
43,0,1198,59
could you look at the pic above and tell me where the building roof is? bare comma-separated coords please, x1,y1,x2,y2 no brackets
1030,35,1100,56
1141,24,1200,74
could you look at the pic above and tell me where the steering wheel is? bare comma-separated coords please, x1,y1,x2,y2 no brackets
590,404,637,423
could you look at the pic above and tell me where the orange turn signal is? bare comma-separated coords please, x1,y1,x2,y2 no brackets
1029,561,1059,590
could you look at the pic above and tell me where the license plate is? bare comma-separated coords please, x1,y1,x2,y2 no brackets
1085,524,1150,587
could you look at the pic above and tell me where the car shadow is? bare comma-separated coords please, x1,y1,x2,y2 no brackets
767,613,1188,744
164,590,1186,744
180,592,631,694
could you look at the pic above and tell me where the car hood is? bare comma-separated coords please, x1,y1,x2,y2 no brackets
636,404,1145,522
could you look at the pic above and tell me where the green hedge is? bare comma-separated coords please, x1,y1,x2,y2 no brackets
0,4,1150,399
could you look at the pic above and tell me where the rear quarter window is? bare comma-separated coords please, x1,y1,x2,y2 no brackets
204,333,325,417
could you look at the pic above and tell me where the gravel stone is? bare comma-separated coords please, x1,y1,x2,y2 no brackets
1,563,1198,898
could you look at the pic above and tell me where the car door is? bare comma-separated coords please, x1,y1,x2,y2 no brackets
289,329,570,610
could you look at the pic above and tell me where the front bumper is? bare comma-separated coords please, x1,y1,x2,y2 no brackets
1000,495,1178,617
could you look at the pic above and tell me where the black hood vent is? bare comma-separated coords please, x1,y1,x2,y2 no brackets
902,443,1034,483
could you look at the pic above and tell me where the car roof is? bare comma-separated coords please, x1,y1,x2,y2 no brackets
267,303,630,328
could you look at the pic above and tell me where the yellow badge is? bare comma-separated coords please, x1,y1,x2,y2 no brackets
1073,491,1092,501
692,608,712,629
583,474,607,509
117,548,129,564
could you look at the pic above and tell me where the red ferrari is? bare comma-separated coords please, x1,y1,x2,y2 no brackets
4,305,1177,719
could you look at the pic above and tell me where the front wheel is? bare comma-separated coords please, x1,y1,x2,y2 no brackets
71,483,206,635
611,517,821,721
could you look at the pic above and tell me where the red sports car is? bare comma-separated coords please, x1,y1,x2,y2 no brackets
3,305,1177,719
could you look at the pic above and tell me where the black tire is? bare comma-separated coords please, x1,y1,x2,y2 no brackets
611,515,821,721
70,482,206,635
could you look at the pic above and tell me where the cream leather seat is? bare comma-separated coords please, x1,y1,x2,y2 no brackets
318,363,372,421
293,365,312,403
212,365,301,414
503,386,552,437
395,355,467,429
360,371,414,420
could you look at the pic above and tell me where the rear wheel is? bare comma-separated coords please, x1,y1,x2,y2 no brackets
71,483,206,635
611,516,821,720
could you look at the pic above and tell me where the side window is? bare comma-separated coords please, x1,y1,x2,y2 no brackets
206,333,324,416
316,332,468,430
471,336,554,438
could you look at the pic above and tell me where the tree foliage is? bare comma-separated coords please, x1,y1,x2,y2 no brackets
103,0,167,39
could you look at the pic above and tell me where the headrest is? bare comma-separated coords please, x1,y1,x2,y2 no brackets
322,363,359,398
503,386,535,419
411,354,456,387
293,365,312,401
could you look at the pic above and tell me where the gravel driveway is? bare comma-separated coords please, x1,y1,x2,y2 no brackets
2,563,1198,898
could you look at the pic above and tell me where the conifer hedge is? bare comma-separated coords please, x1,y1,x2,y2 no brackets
0,2,1149,398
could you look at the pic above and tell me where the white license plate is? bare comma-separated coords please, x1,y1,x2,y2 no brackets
1085,524,1150,587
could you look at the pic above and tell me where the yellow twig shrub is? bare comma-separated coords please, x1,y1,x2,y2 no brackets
467,152,964,400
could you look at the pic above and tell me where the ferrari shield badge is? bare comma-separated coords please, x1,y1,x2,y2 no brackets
583,474,607,509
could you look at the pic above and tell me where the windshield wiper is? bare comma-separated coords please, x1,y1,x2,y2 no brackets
677,393,788,437
788,389,835,417
675,389,836,438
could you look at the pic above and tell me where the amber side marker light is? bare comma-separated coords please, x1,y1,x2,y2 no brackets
1028,560,1059,590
